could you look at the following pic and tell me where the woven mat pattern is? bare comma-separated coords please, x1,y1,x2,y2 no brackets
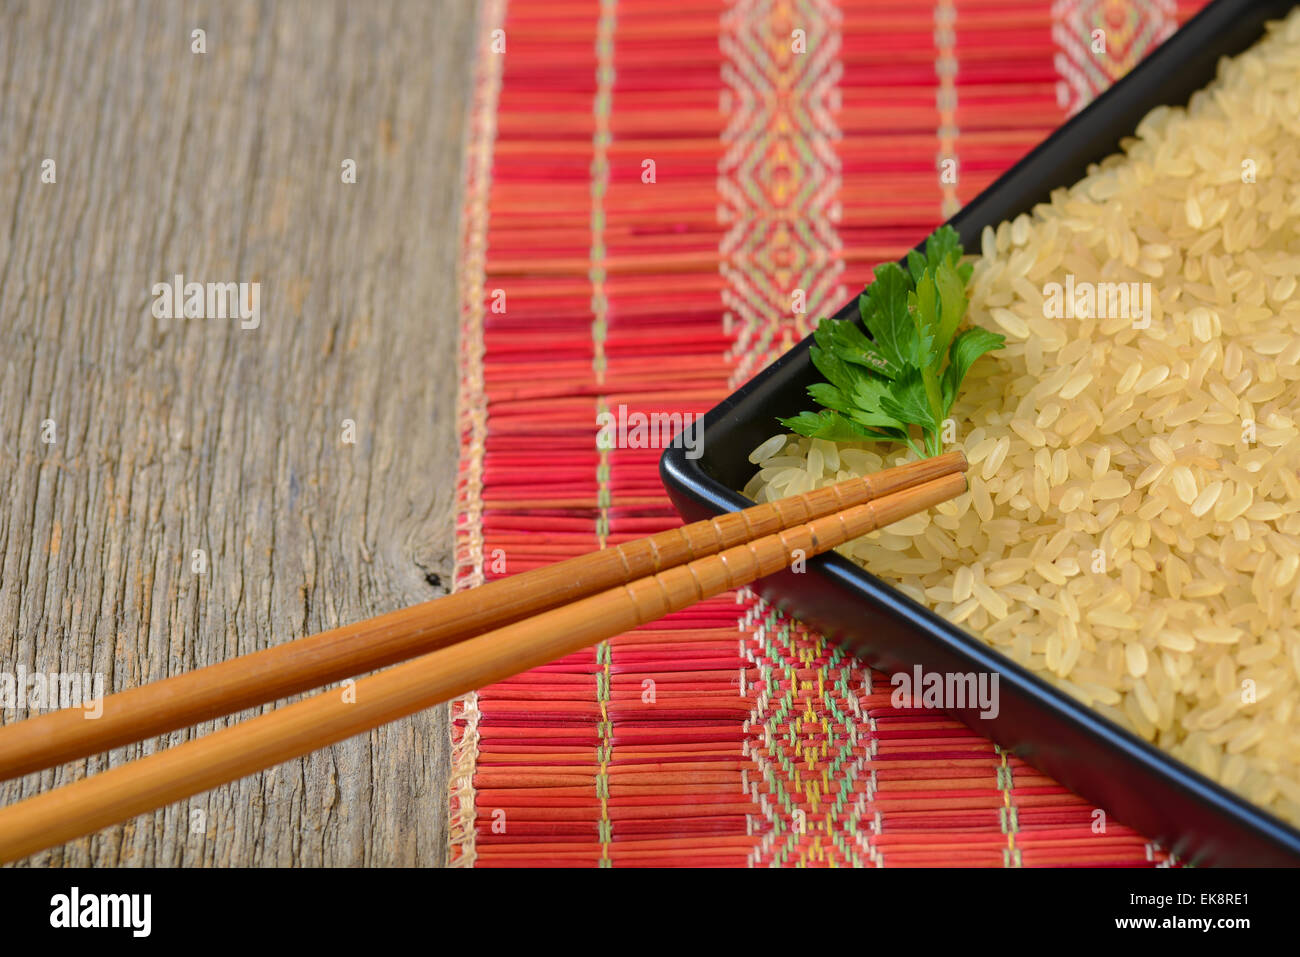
450,0,1207,867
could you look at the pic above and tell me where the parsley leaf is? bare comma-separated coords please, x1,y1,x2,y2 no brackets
942,327,1006,411
822,313,900,379
879,367,939,434
931,259,968,363
848,375,908,431
859,262,915,371
781,410,887,443
806,382,854,414
779,226,1005,458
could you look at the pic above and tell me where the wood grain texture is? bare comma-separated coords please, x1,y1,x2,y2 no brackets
0,0,475,866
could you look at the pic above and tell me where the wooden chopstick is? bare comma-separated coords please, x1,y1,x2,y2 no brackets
0,450,966,782
0,470,966,862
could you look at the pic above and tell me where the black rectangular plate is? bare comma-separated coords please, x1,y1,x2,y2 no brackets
660,0,1300,866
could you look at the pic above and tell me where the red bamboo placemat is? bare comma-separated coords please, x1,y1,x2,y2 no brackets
450,0,1208,867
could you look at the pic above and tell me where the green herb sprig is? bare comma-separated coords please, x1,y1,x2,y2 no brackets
779,226,1006,459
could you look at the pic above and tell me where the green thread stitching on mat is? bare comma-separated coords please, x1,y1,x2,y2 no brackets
595,399,611,542
995,745,1021,867
755,612,866,867
589,0,616,384
595,645,613,867
590,0,617,865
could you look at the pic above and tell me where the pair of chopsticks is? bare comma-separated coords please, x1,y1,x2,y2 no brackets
0,451,967,861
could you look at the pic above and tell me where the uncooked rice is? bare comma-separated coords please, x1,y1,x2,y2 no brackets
744,9,1300,826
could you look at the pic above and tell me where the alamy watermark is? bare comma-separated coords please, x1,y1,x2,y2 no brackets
596,404,703,459
890,665,1000,719
1043,274,1151,329
151,274,261,330
0,667,105,719
50,887,151,937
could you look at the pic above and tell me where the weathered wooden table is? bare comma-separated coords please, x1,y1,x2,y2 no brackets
0,0,473,865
